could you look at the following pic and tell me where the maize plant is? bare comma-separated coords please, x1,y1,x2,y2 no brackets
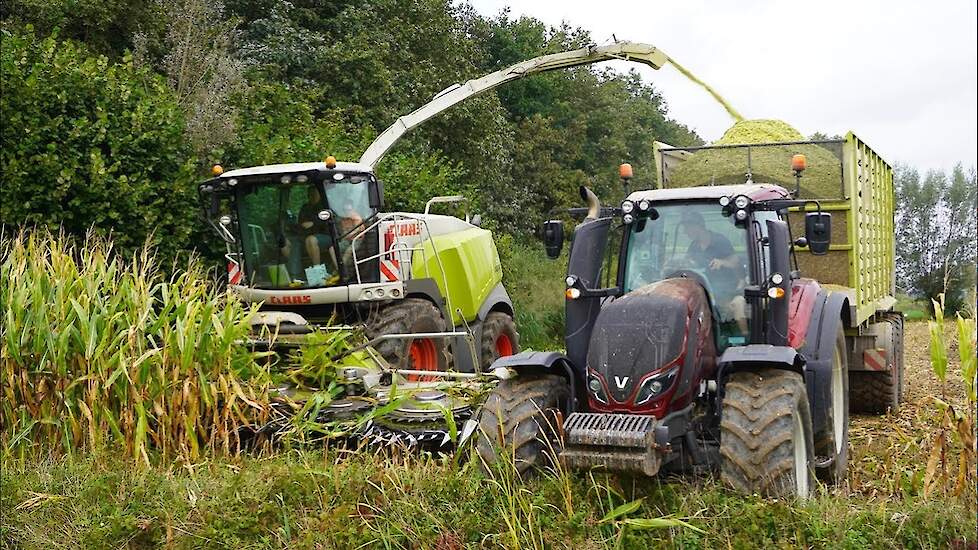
0,230,269,464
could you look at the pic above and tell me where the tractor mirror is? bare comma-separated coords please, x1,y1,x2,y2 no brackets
369,179,385,209
804,212,831,255
542,220,564,259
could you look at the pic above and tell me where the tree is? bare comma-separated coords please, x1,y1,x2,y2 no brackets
895,163,977,312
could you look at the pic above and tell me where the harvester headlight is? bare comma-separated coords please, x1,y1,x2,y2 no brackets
734,195,750,209
219,215,232,226
770,272,784,285
735,209,748,221
317,209,332,221
364,290,373,300
719,196,731,207
638,199,651,211
227,178,238,187
620,200,635,214
635,366,679,405
623,213,634,224
280,175,292,184
296,175,308,183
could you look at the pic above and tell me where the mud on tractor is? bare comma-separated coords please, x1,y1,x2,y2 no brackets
478,135,902,497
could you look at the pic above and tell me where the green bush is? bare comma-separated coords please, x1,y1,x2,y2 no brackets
0,29,197,260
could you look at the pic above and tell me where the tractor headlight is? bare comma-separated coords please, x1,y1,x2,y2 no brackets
620,200,635,214
634,366,679,405
587,374,608,404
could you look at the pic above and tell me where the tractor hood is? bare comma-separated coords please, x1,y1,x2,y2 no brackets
586,278,711,407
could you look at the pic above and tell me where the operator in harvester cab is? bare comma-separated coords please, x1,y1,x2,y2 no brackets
298,186,333,268
679,210,749,335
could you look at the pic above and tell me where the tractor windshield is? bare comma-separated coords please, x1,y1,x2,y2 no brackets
235,173,375,289
622,202,750,347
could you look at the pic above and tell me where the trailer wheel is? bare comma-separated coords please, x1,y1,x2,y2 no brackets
366,298,448,381
480,312,520,372
815,326,849,484
720,368,815,498
476,374,569,477
849,314,903,414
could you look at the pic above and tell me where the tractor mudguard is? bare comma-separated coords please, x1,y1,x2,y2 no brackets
565,217,613,371
717,345,805,375
797,290,850,441
490,351,583,413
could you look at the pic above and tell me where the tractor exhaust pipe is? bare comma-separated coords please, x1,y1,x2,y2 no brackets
580,186,600,219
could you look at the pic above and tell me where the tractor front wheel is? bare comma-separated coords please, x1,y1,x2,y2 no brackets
476,374,569,477
366,298,448,381
720,368,815,498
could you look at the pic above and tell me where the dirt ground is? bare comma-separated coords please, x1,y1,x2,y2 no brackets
847,320,975,500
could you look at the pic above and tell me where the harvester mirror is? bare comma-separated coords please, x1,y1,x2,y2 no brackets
369,179,385,209
804,212,831,255
542,220,565,259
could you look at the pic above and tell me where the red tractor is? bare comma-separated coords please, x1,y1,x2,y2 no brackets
477,136,901,498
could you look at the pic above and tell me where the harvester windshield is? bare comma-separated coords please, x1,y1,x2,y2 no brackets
622,202,751,347
235,173,375,289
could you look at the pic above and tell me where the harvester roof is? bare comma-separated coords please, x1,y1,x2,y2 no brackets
220,161,373,178
626,183,790,204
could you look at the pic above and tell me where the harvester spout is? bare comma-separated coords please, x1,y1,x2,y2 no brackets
580,186,601,220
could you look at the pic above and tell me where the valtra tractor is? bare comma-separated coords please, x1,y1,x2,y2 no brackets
478,135,901,497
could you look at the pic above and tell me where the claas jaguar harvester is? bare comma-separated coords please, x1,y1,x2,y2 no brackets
479,134,901,497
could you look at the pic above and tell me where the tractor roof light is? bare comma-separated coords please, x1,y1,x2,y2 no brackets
621,200,635,214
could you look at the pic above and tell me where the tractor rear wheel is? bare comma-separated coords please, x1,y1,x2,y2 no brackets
366,298,447,381
849,313,903,414
720,368,815,498
480,312,520,372
815,326,849,484
476,374,569,477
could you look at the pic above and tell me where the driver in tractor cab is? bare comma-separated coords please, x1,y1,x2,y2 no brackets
679,210,749,334
298,186,334,268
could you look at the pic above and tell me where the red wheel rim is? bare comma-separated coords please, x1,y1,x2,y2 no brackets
407,338,438,382
496,334,514,357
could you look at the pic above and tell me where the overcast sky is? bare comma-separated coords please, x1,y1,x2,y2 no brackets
468,0,977,174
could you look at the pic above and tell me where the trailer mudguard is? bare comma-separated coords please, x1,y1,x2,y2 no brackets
797,289,850,439
489,351,584,412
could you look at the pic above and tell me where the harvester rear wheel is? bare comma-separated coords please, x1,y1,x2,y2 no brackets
480,312,520,372
366,298,447,381
720,368,815,498
476,374,569,478
849,313,903,414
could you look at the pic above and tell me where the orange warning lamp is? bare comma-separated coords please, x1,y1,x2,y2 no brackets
791,154,807,173
324,155,337,169
619,163,634,179
211,164,224,176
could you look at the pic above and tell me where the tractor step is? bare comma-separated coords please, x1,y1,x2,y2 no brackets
560,412,669,476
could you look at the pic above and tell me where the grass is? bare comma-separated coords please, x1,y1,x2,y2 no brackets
495,235,566,351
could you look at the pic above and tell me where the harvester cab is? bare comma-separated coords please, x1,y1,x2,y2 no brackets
478,152,863,499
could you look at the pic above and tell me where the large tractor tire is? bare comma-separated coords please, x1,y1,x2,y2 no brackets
849,313,904,414
476,374,570,477
480,312,520,372
366,298,448,381
720,368,815,498
814,326,849,484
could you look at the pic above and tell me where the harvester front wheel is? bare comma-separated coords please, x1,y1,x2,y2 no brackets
480,312,520,372
476,374,569,478
366,298,447,381
720,368,815,498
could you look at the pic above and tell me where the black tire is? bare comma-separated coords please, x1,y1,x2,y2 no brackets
849,314,903,414
815,326,849,484
480,312,520,372
365,298,448,375
720,368,815,498
475,374,570,477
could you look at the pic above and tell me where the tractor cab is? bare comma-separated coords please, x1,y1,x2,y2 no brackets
199,160,384,291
